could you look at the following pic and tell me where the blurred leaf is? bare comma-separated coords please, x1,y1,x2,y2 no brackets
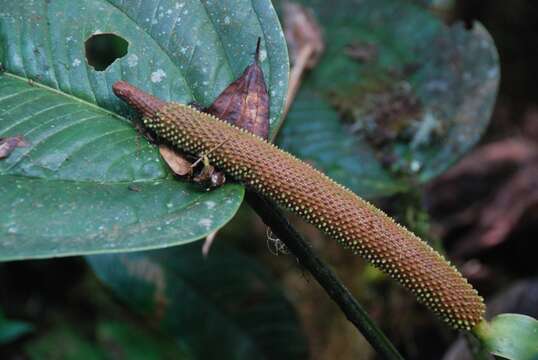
476,314,538,360
0,311,33,346
278,91,406,198
14,269,192,360
97,321,192,360
277,0,499,197
25,326,105,360
87,243,309,360
407,0,455,12
23,320,191,360
0,0,289,260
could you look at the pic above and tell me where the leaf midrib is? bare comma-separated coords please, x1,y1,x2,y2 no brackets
0,173,169,185
2,72,126,123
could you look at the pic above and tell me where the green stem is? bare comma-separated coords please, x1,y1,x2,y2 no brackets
469,321,494,360
246,191,405,360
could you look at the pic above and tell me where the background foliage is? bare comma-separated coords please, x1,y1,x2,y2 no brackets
1,0,537,359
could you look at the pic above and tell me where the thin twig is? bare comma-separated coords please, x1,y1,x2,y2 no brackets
270,44,314,142
191,137,231,168
245,191,405,360
202,230,218,257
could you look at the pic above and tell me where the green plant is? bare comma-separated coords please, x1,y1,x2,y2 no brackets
1,1,536,359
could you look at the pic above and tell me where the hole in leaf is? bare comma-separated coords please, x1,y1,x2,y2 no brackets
85,33,129,71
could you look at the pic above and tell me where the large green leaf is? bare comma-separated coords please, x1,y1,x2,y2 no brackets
0,0,289,260
278,91,407,198
277,0,499,197
476,314,538,360
24,322,192,360
87,244,309,360
96,321,193,360
0,175,241,260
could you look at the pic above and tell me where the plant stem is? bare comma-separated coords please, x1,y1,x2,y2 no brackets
245,191,405,360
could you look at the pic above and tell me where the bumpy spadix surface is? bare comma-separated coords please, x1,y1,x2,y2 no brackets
140,102,485,330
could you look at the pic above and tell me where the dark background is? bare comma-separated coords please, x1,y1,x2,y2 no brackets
1,1,537,359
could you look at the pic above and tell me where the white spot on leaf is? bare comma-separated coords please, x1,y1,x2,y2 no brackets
151,69,167,83
126,54,138,67
206,201,216,209
259,49,267,62
198,218,212,228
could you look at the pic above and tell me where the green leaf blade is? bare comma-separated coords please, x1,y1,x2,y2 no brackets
1,175,243,261
0,0,288,260
278,91,407,198
276,0,499,197
477,314,538,360
0,74,162,182
88,244,309,360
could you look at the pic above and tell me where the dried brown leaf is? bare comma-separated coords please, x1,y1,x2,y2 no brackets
158,40,268,202
436,139,536,180
455,159,538,255
427,138,538,256
283,2,324,68
276,3,325,139
202,230,218,257
159,144,192,176
205,39,270,140
0,135,29,159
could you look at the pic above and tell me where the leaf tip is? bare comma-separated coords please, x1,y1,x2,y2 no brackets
255,37,262,64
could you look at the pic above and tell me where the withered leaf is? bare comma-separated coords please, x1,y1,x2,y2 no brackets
159,144,193,176
283,2,324,69
0,135,29,159
189,40,270,254
427,138,538,257
202,231,218,257
205,38,270,140
279,2,325,135
159,40,269,192
156,38,269,203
